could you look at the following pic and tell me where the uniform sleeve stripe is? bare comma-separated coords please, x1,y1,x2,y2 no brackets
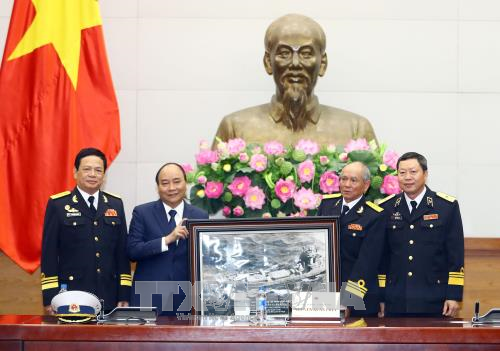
41,275,58,281
41,282,59,290
378,280,386,288
120,274,132,278
345,285,366,298
120,279,132,287
346,281,368,293
41,278,59,283
448,277,464,286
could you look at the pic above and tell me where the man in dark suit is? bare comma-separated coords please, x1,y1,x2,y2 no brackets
127,163,208,315
41,148,131,313
317,161,386,317
379,152,464,317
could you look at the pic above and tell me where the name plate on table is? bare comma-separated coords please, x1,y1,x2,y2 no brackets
291,291,341,318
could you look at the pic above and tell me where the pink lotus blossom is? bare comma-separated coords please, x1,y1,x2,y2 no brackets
262,212,272,218
319,156,329,165
298,160,315,183
197,175,207,184
380,175,400,195
239,153,249,163
327,144,336,153
222,206,231,217
227,138,246,155
250,154,268,172
264,141,285,155
244,186,266,210
319,171,340,194
274,179,296,202
339,152,349,162
181,163,194,173
233,206,244,217
228,176,252,197
293,188,320,210
195,150,219,165
344,138,370,153
295,139,319,155
205,181,224,199
383,150,399,170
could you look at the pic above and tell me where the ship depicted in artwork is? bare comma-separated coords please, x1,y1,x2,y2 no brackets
229,246,326,288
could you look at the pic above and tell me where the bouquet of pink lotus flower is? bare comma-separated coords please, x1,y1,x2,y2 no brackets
185,138,400,218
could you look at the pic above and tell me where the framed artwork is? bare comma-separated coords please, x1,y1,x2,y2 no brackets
187,217,339,316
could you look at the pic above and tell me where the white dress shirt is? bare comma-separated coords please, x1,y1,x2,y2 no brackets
160,201,185,252
342,195,363,214
404,186,427,213
77,187,99,210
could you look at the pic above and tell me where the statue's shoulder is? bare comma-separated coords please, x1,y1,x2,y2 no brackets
223,103,271,122
320,105,369,122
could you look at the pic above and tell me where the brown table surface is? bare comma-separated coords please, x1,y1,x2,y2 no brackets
1,315,499,344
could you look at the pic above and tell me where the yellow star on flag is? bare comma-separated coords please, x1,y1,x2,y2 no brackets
8,0,102,89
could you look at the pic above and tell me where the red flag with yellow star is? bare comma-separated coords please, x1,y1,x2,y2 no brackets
0,0,121,273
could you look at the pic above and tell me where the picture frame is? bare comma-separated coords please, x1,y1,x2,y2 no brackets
187,217,340,316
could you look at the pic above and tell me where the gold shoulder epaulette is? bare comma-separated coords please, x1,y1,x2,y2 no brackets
377,193,395,205
322,193,341,199
50,191,71,200
366,201,383,213
436,192,456,203
103,190,121,199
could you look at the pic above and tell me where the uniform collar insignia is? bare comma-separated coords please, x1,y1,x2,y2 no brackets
395,197,401,207
357,206,364,214
72,195,78,203
335,199,341,207
426,196,434,208
103,194,108,203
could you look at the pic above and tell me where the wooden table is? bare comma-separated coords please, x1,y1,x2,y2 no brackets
1,315,500,350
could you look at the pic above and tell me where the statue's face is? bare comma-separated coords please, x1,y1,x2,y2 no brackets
267,27,325,97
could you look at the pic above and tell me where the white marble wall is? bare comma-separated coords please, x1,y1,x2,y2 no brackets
1,0,499,237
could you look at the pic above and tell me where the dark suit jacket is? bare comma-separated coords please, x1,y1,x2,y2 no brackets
127,200,208,313
318,194,386,316
41,188,131,311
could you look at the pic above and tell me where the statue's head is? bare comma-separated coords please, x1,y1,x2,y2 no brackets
264,14,328,99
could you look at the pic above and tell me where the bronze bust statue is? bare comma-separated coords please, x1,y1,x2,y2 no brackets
212,14,377,147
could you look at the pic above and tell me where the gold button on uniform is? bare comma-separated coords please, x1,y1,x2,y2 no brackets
94,236,99,242
430,224,434,228
409,256,413,261
409,240,414,245
392,225,396,229
73,222,77,226
69,276,74,280
96,252,100,258
94,221,98,226
410,224,414,229
352,233,356,237
408,272,413,277
97,268,101,273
